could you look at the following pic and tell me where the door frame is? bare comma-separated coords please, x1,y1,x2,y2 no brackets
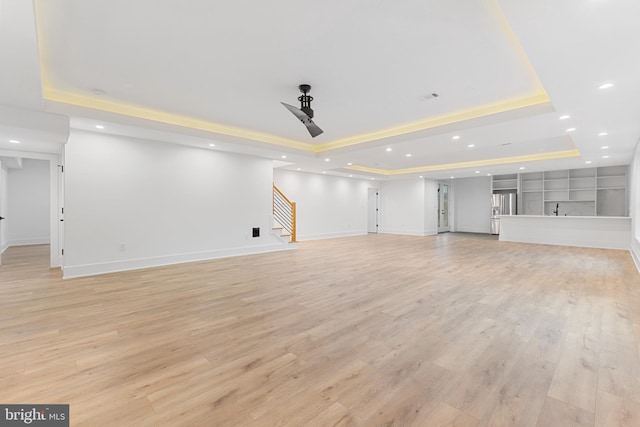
367,187,379,233
0,149,63,268
437,181,452,233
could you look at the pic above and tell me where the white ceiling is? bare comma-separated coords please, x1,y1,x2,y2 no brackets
1,0,639,180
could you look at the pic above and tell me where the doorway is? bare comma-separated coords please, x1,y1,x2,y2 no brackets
0,151,62,269
367,188,379,233
438,182,450,233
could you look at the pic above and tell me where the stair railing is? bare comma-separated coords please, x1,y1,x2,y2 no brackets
273,184,297,243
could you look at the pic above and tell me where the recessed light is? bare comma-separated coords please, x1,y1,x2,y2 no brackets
209,143,215,147
419,175,423,178
598,82,614,90
519,167,525,170
559,115,571,120
371,177,375,180
324,158,330,162
281,155,287,159
452,135,460,140
450,176,454,179
385,147,392,152
601,146,609,149
9,139,20,144
347,162,353,166
322,171,327,174
585,161,592,164
566,128,576,132
603,155,610,159
95,125,105,129
487,173,491,176
598,132,608,136
349,174,353,177
296,168,301,171
467,144,475,148
406,153,412,157
475,171,480,174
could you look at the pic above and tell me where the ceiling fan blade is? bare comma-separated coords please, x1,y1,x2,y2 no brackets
281,102,323,138
305,121,324,137
281,102,309,121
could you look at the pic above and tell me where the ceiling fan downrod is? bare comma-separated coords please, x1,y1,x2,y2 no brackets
297,84,314,118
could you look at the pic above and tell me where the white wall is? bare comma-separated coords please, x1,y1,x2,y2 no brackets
0,162,8,254
630,141,640,270
453,176,491,233
273,173,442,238
378,179,424,236
7,158,50,246
376,178,439,236
64,130,289,278
425,180,440,234
273,169,369,240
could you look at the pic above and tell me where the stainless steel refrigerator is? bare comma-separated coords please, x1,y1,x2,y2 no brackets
490,192,517,234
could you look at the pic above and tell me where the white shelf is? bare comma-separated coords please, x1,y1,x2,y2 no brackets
517,165,627,216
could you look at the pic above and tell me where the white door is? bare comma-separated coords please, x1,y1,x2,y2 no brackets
367,188,379,233
438,182,450,233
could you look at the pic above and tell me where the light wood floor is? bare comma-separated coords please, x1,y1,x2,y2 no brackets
1,234,640,426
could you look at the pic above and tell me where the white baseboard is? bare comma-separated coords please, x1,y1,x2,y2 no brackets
453,227,490,234
63,243,296,279
379,228,437,237
297,230,367,241
8,238,50,247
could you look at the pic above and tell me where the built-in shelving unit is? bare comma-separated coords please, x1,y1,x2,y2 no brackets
492,174,518,191
520,172,543,216
517,165,627,216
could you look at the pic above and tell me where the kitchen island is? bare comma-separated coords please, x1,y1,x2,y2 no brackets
498,215,630,250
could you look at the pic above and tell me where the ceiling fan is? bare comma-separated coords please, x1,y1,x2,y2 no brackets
281,84,323,138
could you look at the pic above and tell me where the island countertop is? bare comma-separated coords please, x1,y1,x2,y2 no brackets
498,215,630,250
498,215,630,219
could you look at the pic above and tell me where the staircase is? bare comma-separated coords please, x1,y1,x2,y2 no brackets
273,184,297,243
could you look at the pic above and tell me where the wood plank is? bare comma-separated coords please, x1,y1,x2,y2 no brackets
594,390,640,427
547,331,600,412
536,397,594,427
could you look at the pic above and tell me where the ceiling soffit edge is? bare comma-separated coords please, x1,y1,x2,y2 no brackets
347,149,581,176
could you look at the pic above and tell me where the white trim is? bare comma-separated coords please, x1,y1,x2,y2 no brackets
8,238,50,246
379,229,437,237
63,243,296,279
298,230,367,241
453,227,488,234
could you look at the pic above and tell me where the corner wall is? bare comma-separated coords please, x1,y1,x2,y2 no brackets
63,130,289,278
379,179,438,236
